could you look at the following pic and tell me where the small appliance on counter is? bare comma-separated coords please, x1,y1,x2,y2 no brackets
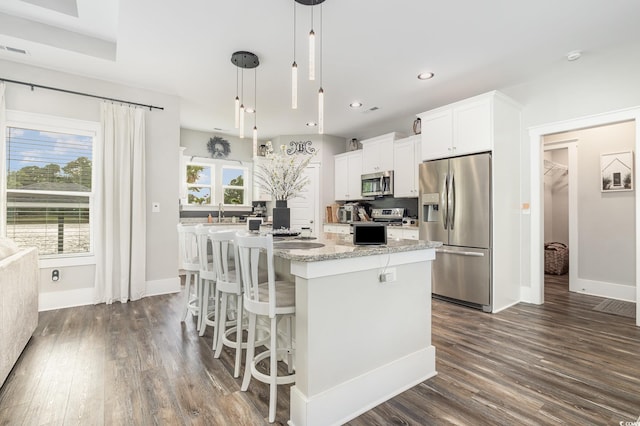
337,203,361,223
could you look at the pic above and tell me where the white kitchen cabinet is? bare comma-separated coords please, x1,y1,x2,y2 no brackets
387,227,419,241
334,150,363,201
419,91,506,161
323,224,351,235
361,132,405,174
393,135,421,198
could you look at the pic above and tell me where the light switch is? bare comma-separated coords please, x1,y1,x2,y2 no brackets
152,202,160,212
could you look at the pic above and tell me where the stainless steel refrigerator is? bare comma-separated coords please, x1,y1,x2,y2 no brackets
419,152,492,312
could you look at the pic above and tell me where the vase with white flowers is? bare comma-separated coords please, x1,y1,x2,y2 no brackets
254,141,315,230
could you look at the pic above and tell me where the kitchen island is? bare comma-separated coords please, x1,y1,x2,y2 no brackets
272,233,441,426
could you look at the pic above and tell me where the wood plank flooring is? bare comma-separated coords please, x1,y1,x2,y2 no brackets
0,274,638,425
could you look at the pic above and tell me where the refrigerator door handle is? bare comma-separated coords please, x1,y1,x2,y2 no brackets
440,173,448,230
436,248,485,257
448,173,455,230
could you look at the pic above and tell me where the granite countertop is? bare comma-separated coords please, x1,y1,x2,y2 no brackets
273,232,441,262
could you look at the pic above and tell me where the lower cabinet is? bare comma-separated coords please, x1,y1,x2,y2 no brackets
387,227,419,241
323,224,352,235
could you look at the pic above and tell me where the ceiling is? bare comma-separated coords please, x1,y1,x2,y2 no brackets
0,0,639,140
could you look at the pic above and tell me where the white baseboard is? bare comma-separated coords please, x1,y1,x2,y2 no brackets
519,285,542,305
574,278,636,302
492,299,521,314
38,276,181,312
145,276,181,297
39,287,94,312
289,346,436,426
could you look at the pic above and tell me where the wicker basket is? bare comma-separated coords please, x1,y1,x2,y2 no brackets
544,242,569,275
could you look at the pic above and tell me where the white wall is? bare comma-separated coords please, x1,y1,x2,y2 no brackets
500,39,640,291
544,148,569,246
180,128,254,161
1,59,181,309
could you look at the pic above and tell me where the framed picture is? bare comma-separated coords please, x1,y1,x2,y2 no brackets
600,151,633,192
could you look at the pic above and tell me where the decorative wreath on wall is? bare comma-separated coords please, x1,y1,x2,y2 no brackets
207,136,231,159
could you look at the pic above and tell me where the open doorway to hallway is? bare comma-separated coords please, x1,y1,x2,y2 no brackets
529,109,640,326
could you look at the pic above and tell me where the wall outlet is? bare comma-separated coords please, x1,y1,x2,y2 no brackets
379,268,396,283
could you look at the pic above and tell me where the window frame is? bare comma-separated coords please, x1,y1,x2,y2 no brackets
2,110,99,262
185,161,215,206
180,156,252,211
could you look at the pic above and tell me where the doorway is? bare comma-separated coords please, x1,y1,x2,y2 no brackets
543,141,578,293
288,163,320,236
528,108,640,327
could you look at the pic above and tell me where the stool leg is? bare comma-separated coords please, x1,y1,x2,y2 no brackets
241,312,257,392
214,291,228,356
287,315,294,374
233,294,244,378
181,271,192,322
198,278,209,336
268,316,278,423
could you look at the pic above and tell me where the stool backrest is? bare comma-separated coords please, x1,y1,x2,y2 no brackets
177,224,199,271
209,229,240,294
235,233,277,317
195,224,216,277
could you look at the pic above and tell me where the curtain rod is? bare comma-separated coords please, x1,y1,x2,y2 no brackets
0,77,164,111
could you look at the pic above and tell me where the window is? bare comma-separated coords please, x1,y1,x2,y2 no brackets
181,158,251,209
186,163,213,205
3,111,97,258
222,166,247,205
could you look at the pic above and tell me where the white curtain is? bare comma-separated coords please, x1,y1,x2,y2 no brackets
0,83,6,237
95,103,146,304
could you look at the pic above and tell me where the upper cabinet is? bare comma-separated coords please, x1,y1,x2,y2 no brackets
418,91,514,161
334,150,363,201
361,132,405,174
393,135,421,198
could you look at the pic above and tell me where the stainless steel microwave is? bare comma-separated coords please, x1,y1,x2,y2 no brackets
361,171,393,197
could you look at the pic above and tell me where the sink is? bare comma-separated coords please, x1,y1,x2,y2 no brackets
273,241,325,250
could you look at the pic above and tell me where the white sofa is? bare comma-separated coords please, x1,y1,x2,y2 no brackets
0,242,38,387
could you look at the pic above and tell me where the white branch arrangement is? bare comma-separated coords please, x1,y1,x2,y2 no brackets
254,141,315,201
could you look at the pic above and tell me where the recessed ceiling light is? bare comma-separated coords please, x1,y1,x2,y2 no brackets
349,101,363,108
306,122,317,127
566,50,582,61
417,72,434,80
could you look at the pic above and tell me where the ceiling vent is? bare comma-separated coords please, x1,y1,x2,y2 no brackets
0,45,29,55
362,106,380,114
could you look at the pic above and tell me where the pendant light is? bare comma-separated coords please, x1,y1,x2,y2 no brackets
291,1,298,109
234,67,240,128
253,66,258,154
293,0,327,134
231,51,259,140
318,3,324,134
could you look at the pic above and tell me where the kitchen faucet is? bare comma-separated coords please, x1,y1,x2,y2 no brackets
218,203,224,222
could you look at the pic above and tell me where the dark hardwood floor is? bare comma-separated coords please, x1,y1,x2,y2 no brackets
1,274,638,425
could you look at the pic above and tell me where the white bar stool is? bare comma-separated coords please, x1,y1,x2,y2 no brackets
196,224,218,340
177,224,201,328
209,229,245,377
235,232,295,423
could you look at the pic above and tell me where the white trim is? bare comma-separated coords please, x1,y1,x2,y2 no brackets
145,277,181,297
491,299,521,314
528,106,640,327
39,287,94,311
575,278,636,302
39,255,95,268
289,347,436,426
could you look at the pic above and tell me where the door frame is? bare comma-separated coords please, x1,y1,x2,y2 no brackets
543,140,578,293
528,107,640,327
